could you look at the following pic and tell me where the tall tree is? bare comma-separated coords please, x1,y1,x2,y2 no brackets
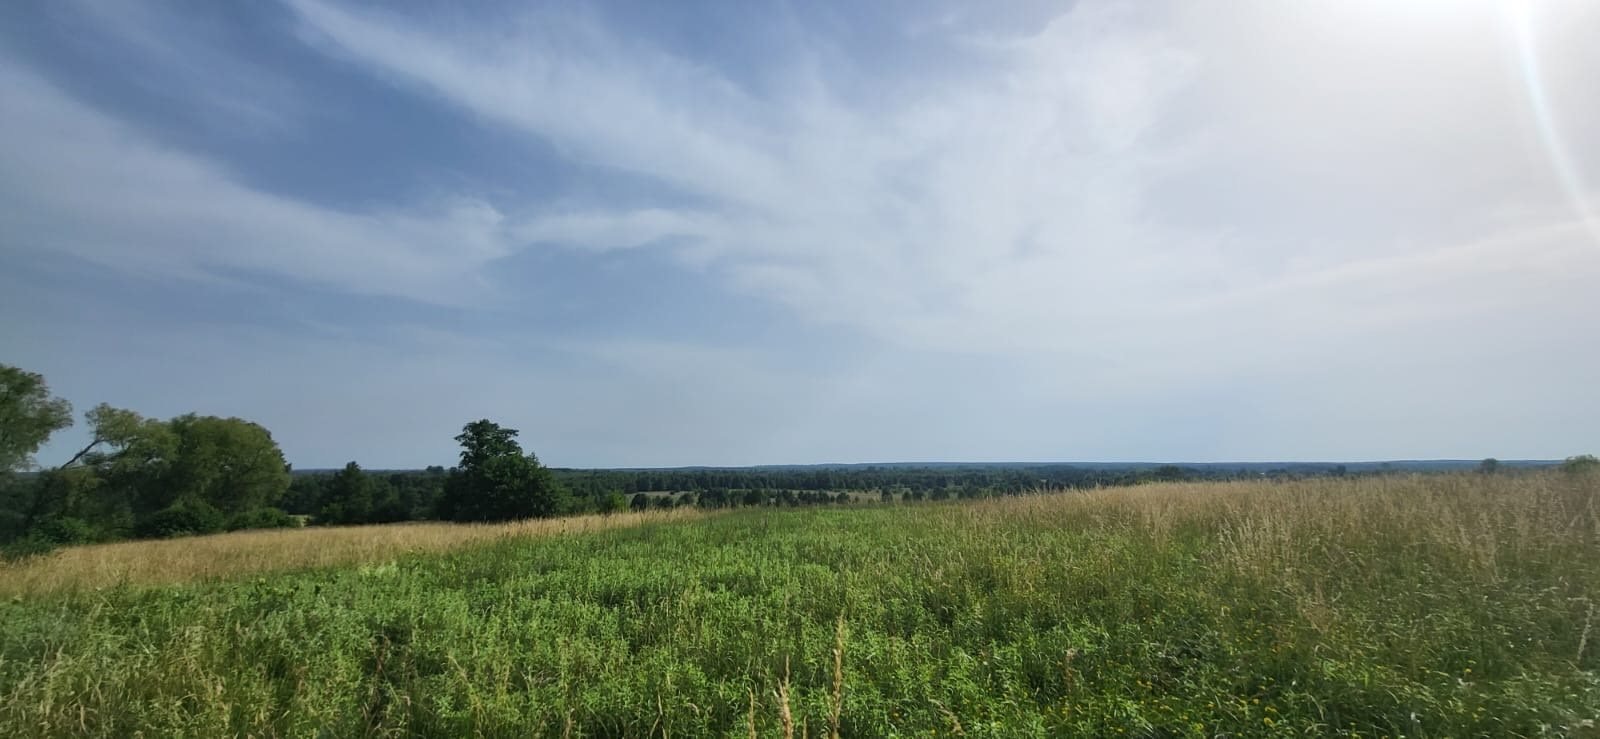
5,403,171,539
441,420,566,521
156,415,289,515
59,403,165,470
455,420,523,470
320,461,374,524
0,365,73,474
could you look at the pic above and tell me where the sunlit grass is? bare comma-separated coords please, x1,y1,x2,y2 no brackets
1,472,1595,736
0,507,704,598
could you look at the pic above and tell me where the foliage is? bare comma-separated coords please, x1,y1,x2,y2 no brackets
0,364,73,474
30,515,95,545
454,419,522,470
602,491,629,514
155,414,289,513
0,535,58,562
1564,454,1599,475
0,473,1594,737
284,468,444,524
439,420,566,522
135,499,225,539
224,507,298,532
319,462,375,525
0,388,292,545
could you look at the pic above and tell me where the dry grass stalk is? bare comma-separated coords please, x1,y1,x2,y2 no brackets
747,688,758,739
830,614,846,739
776,656,794,739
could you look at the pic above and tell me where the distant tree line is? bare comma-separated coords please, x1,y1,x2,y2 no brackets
4,362,1592,556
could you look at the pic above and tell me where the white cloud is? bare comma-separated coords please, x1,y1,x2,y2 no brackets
0,64,517,305
6,0,1599,465
288,0,1600,367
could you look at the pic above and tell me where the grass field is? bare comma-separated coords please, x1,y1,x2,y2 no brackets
1,473,1597,737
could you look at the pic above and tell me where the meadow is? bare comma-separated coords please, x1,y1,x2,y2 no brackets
1,473,1596,737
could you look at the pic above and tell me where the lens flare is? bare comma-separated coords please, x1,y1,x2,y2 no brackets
1508,1,1600,248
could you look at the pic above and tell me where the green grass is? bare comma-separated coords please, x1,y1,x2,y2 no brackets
2,474,1597,737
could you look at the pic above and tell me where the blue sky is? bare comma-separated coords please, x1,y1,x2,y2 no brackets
3,0,1597,469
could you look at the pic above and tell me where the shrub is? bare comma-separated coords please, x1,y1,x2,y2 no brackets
33,516,95,545
0,535,56,561
602,492,628,514
225,507,298,532
1561,454,1598,475
137,500,225,539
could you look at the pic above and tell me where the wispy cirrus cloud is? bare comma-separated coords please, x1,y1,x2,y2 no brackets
4,0,1598,467
288,0,1600,364
0,64,516,305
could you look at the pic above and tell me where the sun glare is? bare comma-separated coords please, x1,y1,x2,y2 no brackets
1505,0,1600,248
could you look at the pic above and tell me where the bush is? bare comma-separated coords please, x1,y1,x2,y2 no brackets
602,492,628,514
33,516,95,545
137,500,225,539
0,535,57,561
0,508,28,543
1561,454,1598,475
225,507,298,532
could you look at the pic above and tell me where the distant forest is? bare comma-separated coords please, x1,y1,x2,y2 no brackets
2,362,1585,555
281,461,1261,527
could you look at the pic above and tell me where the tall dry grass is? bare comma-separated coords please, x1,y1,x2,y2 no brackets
0,472,1595,736
0,507,704,598
952,471,1598,580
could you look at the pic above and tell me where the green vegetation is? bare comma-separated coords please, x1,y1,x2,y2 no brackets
4,362,1400,552
438,420,565,522
0,366,73,474
3,473,1597,737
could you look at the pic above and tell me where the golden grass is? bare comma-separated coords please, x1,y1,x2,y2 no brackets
0,507,705,598
950,471,1599,584
5,472,1594,601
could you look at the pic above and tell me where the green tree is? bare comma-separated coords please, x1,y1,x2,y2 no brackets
455,420,523,471
602,491,628,513
154,415,289,515
0,365,73,474
441,420,566,521
8,405,170,538
70,411,286,530
1152,465,1186,482
1478,458,1501,475
1562,454,1599,475
320,462,374,525
59,403,166,470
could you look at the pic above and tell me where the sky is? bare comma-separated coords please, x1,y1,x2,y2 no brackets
2,0,1597,469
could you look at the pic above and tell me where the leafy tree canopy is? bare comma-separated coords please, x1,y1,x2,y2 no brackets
0,365,74,473
442,420,566,522
1563,454,1599,475
456,420,523,470
320,461,374,525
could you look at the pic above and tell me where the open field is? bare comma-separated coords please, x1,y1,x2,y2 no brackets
2,473,1597,736
0,508,704,598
